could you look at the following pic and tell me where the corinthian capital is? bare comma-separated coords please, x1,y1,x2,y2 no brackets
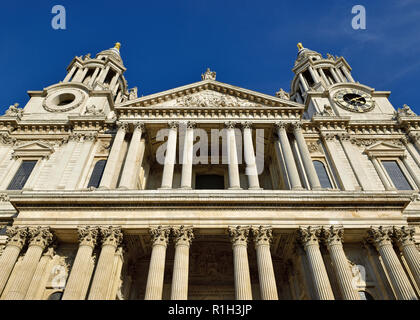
367,226,393,249
100,226,123,247
150,226,171,246
228,226,250,246
186,121,197,129
5,226,28,249
252,226,273,246
224,121,237,129
168,121,179,129
321,226,344,247
116,121,129,132
172,226,194,246
78,226,99,248
28,226,54,249
392,226,416,247
291,122,302,131
274,122,287,130
133,122,145,131
297,226,321,247
241,121,253,130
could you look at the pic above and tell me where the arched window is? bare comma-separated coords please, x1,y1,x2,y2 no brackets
358,291,374,300
313,160,333,189
47,291,63,300
87,160,107,188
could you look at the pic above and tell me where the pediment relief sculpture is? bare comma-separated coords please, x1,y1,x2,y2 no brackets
364,141,406,158
174,90,263,108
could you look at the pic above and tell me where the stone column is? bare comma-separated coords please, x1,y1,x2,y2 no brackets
225,122,241,189
321,226,360,300
171,226,194,300
292,123,322,190
0,227,28,296
275,123,303,190
298,73,309,91
392,226,420,290
161,122,178,189
64,65,77,82
25,247,55,300
99,122,128,189
180,122,196,189
88,67,101,87
318,68,330,86
330,68,341,83
341,66,355,83
297,226,334,300
88,227,123,300
370,157,395,191
229,226,252,300
367,227,417,300
62,227,99,300
119,122,145,189
308,66,319,83
145,226,170,300
242,122,260,189
252,226,278,300
4,227,54,300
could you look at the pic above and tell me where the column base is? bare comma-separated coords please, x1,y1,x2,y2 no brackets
228,187,243,190
179,186,192,190
291,186,305,191
248,187,263,190
158,187,173,190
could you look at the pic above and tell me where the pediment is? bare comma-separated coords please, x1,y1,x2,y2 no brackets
12,140,55,158
365,141,406,157
117,79,304,111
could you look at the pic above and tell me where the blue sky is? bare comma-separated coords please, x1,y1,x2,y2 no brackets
0,0,419,114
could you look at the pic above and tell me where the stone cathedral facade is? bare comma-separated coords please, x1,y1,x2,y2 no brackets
0,42,419,300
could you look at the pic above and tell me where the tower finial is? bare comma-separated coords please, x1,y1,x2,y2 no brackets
297,42,304,51
114,42,121,50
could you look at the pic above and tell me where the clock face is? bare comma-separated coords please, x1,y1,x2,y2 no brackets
333,89,374,113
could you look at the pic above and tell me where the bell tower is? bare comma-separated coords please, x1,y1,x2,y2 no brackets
20,43,137,120
290,43,396,120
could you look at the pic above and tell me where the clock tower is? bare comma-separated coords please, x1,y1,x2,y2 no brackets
290,43,397,121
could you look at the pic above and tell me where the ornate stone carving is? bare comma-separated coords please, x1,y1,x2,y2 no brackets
133,121,145,131
84,104,104,116
172,226,194,246
116,121,129,132
175,91,260,108
366,226,393,248
315,104,335,117
201,68,216,81
228,226,250,246
5,226,28,249
168,121,179,129
186,121,197,129
392,226,416,247
291,122,302,131
275,89,290,100
0,133,17,146
224,121,237,129
149,226,171,246
4,103,23,118
0,193,10,202
321,226,344,246
129,87,138,100
252,226,273,246
27,226,54,249
397,104,416,117
100,226,123,247
297,226,321,246
274,122,287,130
241,121,252,130
78,226,99,248
307,141,321,153
83,53,91,61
